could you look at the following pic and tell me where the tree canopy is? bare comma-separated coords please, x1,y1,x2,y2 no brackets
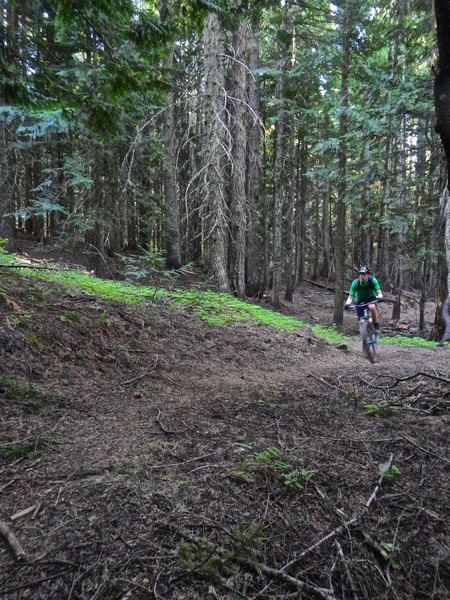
0,0,447,333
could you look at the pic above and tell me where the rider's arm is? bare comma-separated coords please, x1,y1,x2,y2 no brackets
345,294,354,307
372,276,383,299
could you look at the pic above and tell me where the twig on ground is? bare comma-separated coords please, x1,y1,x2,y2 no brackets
335,540,359,600
121,370,155,385
155,409,188,434
389,372,450,386
167,523,337,600
400,434,450,464
10,505,38,521
281,454,394,572
307,372,343,392
0,520,26,560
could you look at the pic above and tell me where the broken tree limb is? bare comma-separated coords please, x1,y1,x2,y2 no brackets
335,540,359,600
0,264,59,270
155,409,188,434
10,504,38,521
281,454,394,573
167,523,337,600
0,519,26,560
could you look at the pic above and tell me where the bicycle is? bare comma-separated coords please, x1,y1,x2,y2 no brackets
346,299,383,363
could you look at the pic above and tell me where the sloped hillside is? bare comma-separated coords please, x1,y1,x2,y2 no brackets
0,269,449,600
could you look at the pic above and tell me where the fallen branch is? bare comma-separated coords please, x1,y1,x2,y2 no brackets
155,409,188,434
121,370,155,385
168,524,337,600
388,372,450,386
335,540,359,600
304,278,335,292
281,453,394,572
0,519,26,560
400,434,450,464
0,264,59,270
10,505,38,521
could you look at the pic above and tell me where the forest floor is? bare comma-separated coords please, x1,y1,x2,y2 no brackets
0,242,449,600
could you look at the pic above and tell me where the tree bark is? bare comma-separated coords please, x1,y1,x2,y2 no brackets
434,0,450,181
230,13,248,297
245,18,262,297
161,0,182,270
433,0,450,336
202,13,230,292
333,2,352,325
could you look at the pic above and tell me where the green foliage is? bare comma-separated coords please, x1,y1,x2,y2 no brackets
119,251,167,284
254,446,282,462
380,540,401,569
26,332,40,345
178,540,223,578
379,462,401,481
0,376,47,411
231,522,263,556
312,324,346,344
381,336,439,349
365,400,398,417
1,248,448,350
249,445,315,492
229,469,256,484
0,442,37,464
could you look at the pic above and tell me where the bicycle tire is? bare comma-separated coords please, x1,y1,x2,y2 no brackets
366,323,379,363
361,321,379,363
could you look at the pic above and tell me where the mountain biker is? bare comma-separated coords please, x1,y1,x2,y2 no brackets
344,265,383,330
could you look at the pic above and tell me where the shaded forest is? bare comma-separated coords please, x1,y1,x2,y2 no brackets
1,0,449,332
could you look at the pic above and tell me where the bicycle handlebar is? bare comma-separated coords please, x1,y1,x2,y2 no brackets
345,298,384,309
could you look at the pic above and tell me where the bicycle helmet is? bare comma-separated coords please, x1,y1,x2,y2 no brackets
358,264,370,274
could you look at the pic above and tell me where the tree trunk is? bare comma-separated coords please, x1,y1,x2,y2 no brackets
160,0,182,270
434,0,450,181
245,18,262,297
333,3,352,326
433,0,450,337
202,13,230,291
284,121,295,302
230,13,248,297
295,138,307,285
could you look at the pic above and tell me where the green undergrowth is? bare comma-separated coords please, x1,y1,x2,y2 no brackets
312,323,446,349
311,324,345,344
0,249,304,331
1,246,447,348
0,441,40,463
0,375,48,411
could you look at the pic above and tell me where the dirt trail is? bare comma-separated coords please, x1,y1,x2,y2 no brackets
0,269,449,600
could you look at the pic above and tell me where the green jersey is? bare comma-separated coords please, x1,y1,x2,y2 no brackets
349,276,380,302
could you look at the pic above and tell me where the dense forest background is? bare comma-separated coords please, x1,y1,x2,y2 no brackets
1,0,449,333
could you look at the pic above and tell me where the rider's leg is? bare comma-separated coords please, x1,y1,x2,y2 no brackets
368,303,379,329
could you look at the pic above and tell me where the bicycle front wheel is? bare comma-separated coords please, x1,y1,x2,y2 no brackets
366,324,379,363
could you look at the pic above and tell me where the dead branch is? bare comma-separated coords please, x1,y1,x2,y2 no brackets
0,263,70,271
155,409,188,434
121,370,155,385
389,372,450,387
168,524,337,600
335,540,359,600
304,279,335,291
10,505,38,521
400,434,450,464
281,454,394,572
0,519,26,560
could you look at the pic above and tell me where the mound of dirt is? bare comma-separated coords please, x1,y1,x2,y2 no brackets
0,266,449,600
